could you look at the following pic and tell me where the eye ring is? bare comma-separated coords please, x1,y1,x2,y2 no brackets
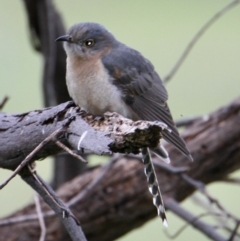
84,39,95,47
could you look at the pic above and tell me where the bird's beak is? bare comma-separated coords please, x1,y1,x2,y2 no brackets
55,35,73,42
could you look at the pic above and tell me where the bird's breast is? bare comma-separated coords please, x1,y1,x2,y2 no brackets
66,56,132,117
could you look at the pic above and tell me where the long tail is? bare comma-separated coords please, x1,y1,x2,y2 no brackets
141,147,168,227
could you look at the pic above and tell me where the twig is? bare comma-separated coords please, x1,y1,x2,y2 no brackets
228,220,240,241
28,165,71,217
175,116,200,128
193,192,240,231
34,194,46,241
165,210,223,239
0,155,121,227
214,225,240,238
152,159,189,174
165,198,226,241
55,140,87,163
67,155,118,207
0,156,119,227
152,163,239,238
0,115,74,189
0,211,54,227
155,162,239,225
181,174,239,222
0,96,9,110
28,164,81,226
223,177,240,184
164,0,240,83
0,128,64,189
22,169,87,241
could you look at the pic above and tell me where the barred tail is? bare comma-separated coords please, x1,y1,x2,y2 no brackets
141,147,168,227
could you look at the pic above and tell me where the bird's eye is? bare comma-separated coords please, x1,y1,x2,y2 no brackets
84,39,95,47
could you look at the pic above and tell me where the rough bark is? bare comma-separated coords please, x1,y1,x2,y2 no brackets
0,101,165,171
0,97,239,241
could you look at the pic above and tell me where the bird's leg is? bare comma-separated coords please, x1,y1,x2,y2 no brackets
141,147,168,227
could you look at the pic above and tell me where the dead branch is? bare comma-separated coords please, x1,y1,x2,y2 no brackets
34,194,46,241
0,101,166,171
0,96,9,110
0,97,239,241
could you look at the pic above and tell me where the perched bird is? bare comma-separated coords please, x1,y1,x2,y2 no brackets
56,22,192,226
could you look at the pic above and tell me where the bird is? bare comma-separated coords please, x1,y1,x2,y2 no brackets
56,22,192,226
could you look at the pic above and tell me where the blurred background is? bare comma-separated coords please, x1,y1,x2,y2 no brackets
0,1,239,240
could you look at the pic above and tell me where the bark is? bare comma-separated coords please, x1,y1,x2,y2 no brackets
0,101,165,171
0,97,239,241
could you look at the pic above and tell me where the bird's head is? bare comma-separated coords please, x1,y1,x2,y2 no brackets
56,22,118,60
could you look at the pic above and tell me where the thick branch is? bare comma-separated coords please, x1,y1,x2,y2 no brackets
0,97,239,240
0,101,166,171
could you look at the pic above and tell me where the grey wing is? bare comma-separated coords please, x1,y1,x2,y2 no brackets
102,45,191,159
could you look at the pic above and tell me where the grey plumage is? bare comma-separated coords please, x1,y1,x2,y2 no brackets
102,43,192,160
56,22,193,225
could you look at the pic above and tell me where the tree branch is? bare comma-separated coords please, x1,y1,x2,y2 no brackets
0,101,167,171
0,97,239,240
